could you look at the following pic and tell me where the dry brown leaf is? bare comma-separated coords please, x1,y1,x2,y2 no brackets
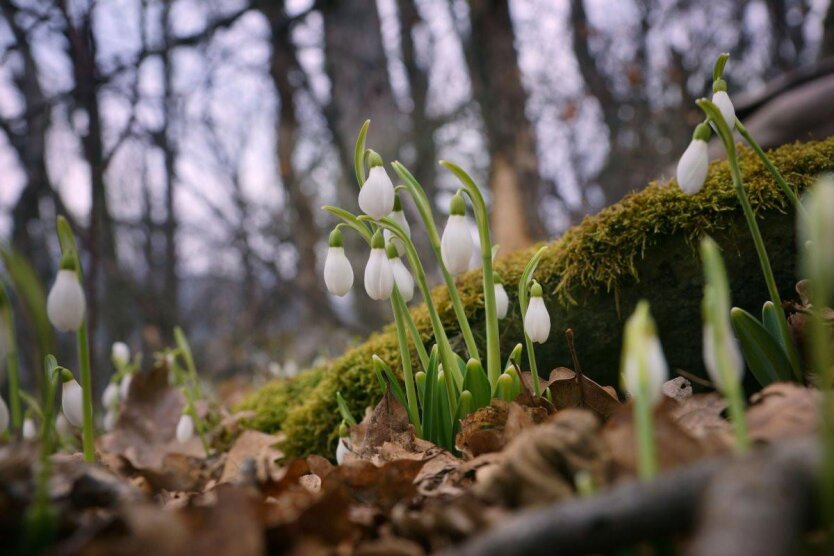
546,367,622,420
219,429,284,484
667,393,733,451
323,459,424,512
456,400,545,459
747,382,819,441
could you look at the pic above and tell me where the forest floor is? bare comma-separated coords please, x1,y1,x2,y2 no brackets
1,355,831,555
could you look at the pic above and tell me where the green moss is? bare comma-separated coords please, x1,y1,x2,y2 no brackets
242,137,834,458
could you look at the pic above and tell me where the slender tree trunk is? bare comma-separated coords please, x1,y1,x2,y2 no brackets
160,0,179,335
463,0,545,252
820,0,834,61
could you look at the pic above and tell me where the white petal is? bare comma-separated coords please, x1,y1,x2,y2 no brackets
384,210,410,256
112,342,130,366
0,397,9,435
364,248,394,300
524,297,551,343
391,258,415,302
119,373,133,400
103,409,118,432
702,324,744,391
176,414,195,443
358,166,395,219
495,283,509,319
102,382,120,408
712,91,736,129
62,379,84,428
676,139,709,195
47,270,86,332
56,414,71,437
23,418,37,440
441,215,474,275
336,437,351,465
324,247,354,297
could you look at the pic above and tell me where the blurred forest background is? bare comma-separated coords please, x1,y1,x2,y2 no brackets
1,0,834,389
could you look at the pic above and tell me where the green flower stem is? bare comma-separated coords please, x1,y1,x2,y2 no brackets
56,217,95,462
390,288,421,436
371,215,462,401
397,294,430,371
518,246,548,396
724,379,751,454
174,326,203,399
696,99,802,380
0,290,22,430
390,161,480,361
736,121,807,220
440,161,501,388
634,389,657,480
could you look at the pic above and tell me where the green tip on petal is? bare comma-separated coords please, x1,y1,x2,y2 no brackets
393,194,403,212
693,121,711,142
385,242,399,259
366,149,383,169
530,280,543,298
712,78,727,94
371,230,385,249
59,250,77,271
59,368,74,383
449,192,466,216
329,228,344,248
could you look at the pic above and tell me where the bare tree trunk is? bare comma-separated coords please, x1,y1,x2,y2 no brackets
820,0,834,61
463,0,545,252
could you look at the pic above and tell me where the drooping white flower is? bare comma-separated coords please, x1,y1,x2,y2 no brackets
336,436,351,465
622,302,668,404
676,122,710,195
112,342,130,367
56,414,71,437
800,176,834,282
47,268,86,332
62,378,84,428
364,232,394,301
712,90,736,129
176,413,194,443
22,417,37,440
0,396,7,435
702,323,744,391
387,244,414,302
323,237,354,297
384,196,411,256
524,282,550,344
358,161,395,219
103,409,118,432
102,382,120,408
494,281,509,320
119,373,133,401
441,194,474,275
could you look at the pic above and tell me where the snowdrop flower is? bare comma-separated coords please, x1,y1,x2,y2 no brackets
283,359,299,378
119,373,133,400
384,195,410,256
176,413,194,443
56,414,71,437
0,397,9,435
112,342,130,367
676,122,710,195
621,301,668,404
323,228,354,297
524,281,550,343
702,322,744,391
102,382,120,408
712,79,736,130
494,276,509,320
47,257,86,332
387,243,414,302
358,151,395,219
103,409,118,432
336,435,351,465
800,175,834,282
364,231,394,301
62,378,84,428
441,193,474,275
23,417,37,440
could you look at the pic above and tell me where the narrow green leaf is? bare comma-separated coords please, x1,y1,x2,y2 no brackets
354,120,370,187
731,307,792,385
463,359,491,410
335,392,357,427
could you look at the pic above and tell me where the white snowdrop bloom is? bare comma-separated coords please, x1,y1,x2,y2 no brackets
102,382,120,408
176,413,194,443
284,359,299,378
702,323,744,391
801,176,834,281
494,282,509,320
524,282,550,344
47,268,86,332
441,194,474,275
364,233,394,301
22,417,37,440
388,247,415,302
384,197,411,256
119,373,133,400
111,342,130,367
0,396,7,435
268,361,282,377
712,90,736,129
358,164,395,219
103,409,118,432
677,140,709,195
324,247,354,297
62,379,84,428
621,301,668,404
336,437,351,465
56,414,71,437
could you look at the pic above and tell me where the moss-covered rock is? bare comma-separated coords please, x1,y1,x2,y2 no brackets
239,137,834,458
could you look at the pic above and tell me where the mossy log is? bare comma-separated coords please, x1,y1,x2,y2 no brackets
239,137,834,458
